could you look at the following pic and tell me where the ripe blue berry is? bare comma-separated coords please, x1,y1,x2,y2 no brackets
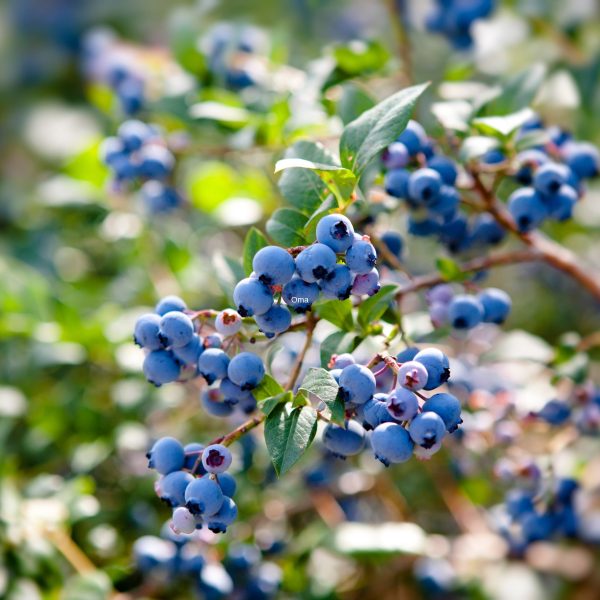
428,185,459,219
563,141,599,179
546,185,577,221
536,399,571,425
206,497,238,533
362,393,396,430
508,187,548,232
505,489,535,520
316,214,355,253
351,268,380,296
217,472,237,498
172,334,204,366
203,334,223,349
233,277,273,317
148,437,185,474
521,512,555,543
202,444,232,474
380,231,403,264
533,163,569,196
320,264,353,300
198,349,230,384
138,144,175,179
143,350,181,386
252,246,296,285
99,137,125,166
219,378,251,406
396,347,419,363
159,311,195,348
427,155,458,186
371,423,414,466
183,443,205,472
118,119,152,151
255,304,292,337
422,393,462,433
282,277,320,313
383,142,410,169
331,353,355,369
155,295,187,316
477,288,512,324
397,361,429,391
201,388,235,417
322,420,366,458
227,352,265,390
134,314,162,350
414,348,450,390
386,388,419,420
447,295,484,329
384,168,410,198
471,213,506,246
345,240,377,274
515,149,549,184
185,477,224,516
338,364,376,405
141,182,181,213
409,412,446,449
215,309,242,336
159,471,194,507
171,506,196,534
397,120,427,155
408,168,442,205
295,243,337,282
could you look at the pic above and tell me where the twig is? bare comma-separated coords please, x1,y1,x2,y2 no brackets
286,313,317,391
385,0,413,84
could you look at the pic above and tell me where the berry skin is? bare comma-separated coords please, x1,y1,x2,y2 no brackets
172,334,203,365
396,347,419,363
521,512,555,543
202,444,233,474
380,231,403,264
203,334,223,349
282,277,320,313
554,478,578,504
546,185,577,221
384,168,410,198
156,295,187,316
99,137,125,166
409,412,446,449
515,149,549,184
471,213,506,246
414,348,450,390
427,155,458,186
185,477,225,516
295,243,337,282
362,394,396,430
345,240,377,275
159,471,194,507
159,311,195,348
322,420,366,458
563,141,599,179
255,304,292,337
215,309,242,336
134,314,162,350
331,353,355,369
508,187,548,232
233,277,273,317
219,378,252,406
117,119,151,151
447,295,484,330
338,364,376,405
397,120,427,155
397,361,429,391
227,352,265,390
422,393,462,433
198,349,230,384
533,163,570,197
477,288,512,324
201,388,235,417
320,265,353,300
217,472,237,497
383,142,410,169
206,497,238,533
143,350,181,386
141,182,181,213
505,489,535,520
428,185,459,219
536,399,571,425
183,443,205,472
171,506,197,534
408,168,442,205
147,437,186,474
138,144,175,179
371,423,414,466
351,268,380,296
316,214,355,253
252,246,296,286
386,388,419,421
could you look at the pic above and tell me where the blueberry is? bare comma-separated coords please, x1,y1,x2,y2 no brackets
426,284,454,306
202,444,232,474
508,187,548,232
219,378,253,406
172,334,204,365
252,246,296,286
99,137,125,165
138,144,175,179
386,388,419,420
546,185,577,221
408,168,442,205
397,360,429,391
384,168,410,198
414,348,451,390
322,420,366,458
397,120,427,156
409,412,446,449
183,443,206,472
521,512,555,543
396,347,420,363
470,213,505,246
185,476,225,516
117,77,144,115
533,163,570,197
203,333,223,349
563,141,599,179
505,489,535,520
316,214,355,253
481,149,505,165
141,181,182,213
134,313,162,350
331,353,355,369
427,155,458,186
143,350,181,386
133,535,176,571
215,309,243,336
338,364,376,405
477,287,512,324
380,231,403,263
536,399,571,426
201,387,235,417
383,142,410,169
117,119,152,152
159,311,195,348
554,478,578,505
171,506,197,534
428,185,459,219
362,393,396,430
371,423,414,466
217,472,237,498
515,149,549,185
227,352,265,390
295,243,337,282
351,268,380,296
422,393,462,433
233,277,273,317
255,304,292,337
320,264,353,300
198,349,230,384
447,295,484,329
206,497,238,533
282,277,320,312
159,470,195,508
408,216,441,237
155,295,187,316
147,436,185,474
345,240,377,274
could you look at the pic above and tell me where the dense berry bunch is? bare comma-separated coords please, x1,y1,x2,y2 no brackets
426,0,496,49
321,348,461,465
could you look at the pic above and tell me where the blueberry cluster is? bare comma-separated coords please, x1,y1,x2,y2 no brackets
383,121,506,253
148,437,238,534
134,529,281,599
426,0,496,50
233,214,380,337
100,120,181,212
426,283,512,331
320,348,462,465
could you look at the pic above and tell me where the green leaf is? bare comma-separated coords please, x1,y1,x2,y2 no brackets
516,129,550,151
332,40,390,76
315,298,354,331
189,102,252,126
472,108,536,138
338,83,376,125
303,195,337,242
254,374,284,401
265,404,318,476
339,83,429,175
436,257,466,282
357,285,398,330
292,390,309,408
266,208,307,247
260,391,292,416
242,227,269,276
300,367,344,425
319,331,358,368
459,136,499,162
431,100,472,132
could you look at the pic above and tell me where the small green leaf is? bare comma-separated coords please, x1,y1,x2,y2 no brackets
320,331,358,368
266,208,307,247
315,298,354,331
436,257,465,282
459,136,499,162
260,391,292,416
357,285,398,330
303,195,337,242
254,374,284,401
472,108,536,138
292,390,309,408
332,40,390,76
339,83,429,175
300,367,344,425
189,102,252,126
265,404,318,476
242,227,269,276
338,83,376,125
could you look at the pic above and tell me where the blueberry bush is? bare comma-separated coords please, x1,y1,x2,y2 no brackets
3,1,600,598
